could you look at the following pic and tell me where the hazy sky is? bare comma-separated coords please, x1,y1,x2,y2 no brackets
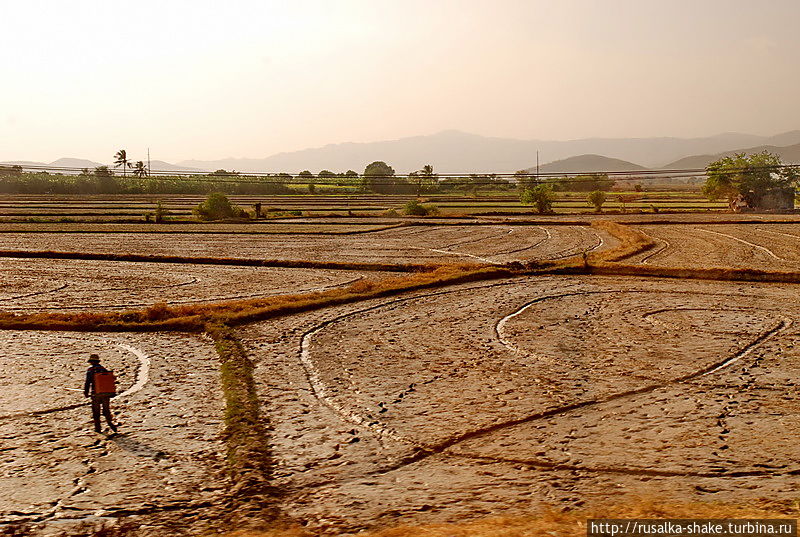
2,0,799,163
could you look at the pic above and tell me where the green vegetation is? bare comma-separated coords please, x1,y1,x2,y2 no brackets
132,161,147,178
403,199,437,216
363,161,402,194
514,169,537,191
114,149,130,177
408,164,439,196
520,184,555,213
194,192,249,220
209,324,277,505
0,170,293,195
703,151,797,203
587,190,607,212
154,200,168,223
553,173,615,192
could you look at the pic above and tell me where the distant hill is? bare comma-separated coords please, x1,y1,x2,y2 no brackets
178,129,800,174
1,158,204,175
526,154,648,174
663,142,800,169
5,129,800,176
0,160,47,167
49,158,105,170
148,160,204,173
662,154,718,169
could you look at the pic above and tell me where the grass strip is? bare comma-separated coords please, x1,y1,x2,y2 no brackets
208,323,280,517
588,220,656,263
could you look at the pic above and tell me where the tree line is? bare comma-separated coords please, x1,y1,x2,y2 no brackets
6,149,793,202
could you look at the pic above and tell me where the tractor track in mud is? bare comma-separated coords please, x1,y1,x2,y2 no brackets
5,219,800,532
0,283,69,303
297,281,796,482
637,230,670,264
696,228,782,260
756,227,800,241
3,275,366,312
100,277,200,291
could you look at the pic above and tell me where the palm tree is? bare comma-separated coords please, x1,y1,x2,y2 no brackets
132,161,147,178
114,149,130,177
414,164,438,196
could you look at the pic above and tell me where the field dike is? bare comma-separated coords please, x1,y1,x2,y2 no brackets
207,323,282,524
0,250,434,272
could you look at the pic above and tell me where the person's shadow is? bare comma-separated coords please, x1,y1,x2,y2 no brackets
109,433,169,461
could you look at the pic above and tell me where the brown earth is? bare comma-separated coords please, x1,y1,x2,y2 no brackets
1,218,798,536
0,331,227,535
239,275,800,533
0,225,611,266
0,259,375,312
629,224,800,270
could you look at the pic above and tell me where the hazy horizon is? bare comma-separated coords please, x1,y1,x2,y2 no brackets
2,0,799,164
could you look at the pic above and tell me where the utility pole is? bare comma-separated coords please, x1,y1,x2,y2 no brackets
147,148,151,176
536,150,539,184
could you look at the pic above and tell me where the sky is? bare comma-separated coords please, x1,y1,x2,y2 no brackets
1,0,799,163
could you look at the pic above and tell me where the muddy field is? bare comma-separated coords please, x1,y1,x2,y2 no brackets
630,224,800,270
0,331,226,532
0,259,374,312
1,218,799,535
0,224,612,265
240,275,800,531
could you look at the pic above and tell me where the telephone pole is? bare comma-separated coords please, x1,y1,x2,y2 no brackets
536,150,539,184
147,148,151,176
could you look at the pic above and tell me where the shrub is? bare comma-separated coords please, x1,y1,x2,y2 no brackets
403,199,437,216
383,208,400,217
154,200,169,223
587,190,607,212
194,192,247,221
520,185,555,213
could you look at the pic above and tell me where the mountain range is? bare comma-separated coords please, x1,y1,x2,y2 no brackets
177,129,800,173
4,130,800,176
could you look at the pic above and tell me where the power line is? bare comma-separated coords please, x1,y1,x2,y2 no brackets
1,162,797,187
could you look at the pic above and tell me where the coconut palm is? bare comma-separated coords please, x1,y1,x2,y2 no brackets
114,149,130,177
413,164,438,196
132,161,147,178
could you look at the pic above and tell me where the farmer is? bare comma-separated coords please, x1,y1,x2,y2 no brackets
84,354,118,433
